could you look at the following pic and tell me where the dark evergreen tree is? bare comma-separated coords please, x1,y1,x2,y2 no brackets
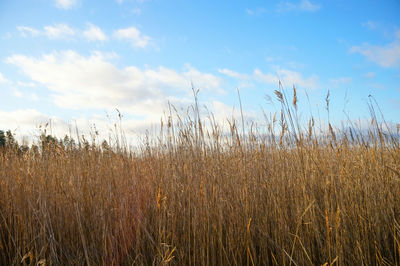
0,130,5,147
5,130,15,146
63,135,76,148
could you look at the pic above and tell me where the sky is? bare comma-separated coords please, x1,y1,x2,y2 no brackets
0,0,399,144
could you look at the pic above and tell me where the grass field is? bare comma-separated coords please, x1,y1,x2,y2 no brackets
0,89,399,265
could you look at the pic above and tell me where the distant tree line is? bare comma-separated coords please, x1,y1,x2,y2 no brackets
0,129,114,154
0,130,17,149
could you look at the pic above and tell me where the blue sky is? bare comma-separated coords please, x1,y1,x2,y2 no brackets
0,0,399,141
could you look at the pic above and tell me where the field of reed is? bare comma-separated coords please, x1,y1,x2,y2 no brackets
0,88,399,265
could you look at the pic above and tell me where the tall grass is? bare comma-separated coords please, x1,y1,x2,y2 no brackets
0,88,399,265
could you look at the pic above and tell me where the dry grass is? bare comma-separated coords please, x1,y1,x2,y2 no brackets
0,89,399,265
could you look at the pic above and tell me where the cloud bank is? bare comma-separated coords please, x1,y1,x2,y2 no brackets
6,51,223,121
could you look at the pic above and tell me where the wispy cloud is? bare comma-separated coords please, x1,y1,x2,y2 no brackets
329,77,352,87
17,26,40,37
218,68,250,80
54,0,78,9
1,32,12,40
1,73,39,101
16,23,109,42
351,34,400,68
368,82,385,90
16,81,37,87
364,72,376,79
83,23,108,41
362,20,378,30
218,68,254,89
12,88,23,98
245,8,266,16
330,77,352,83
276,0,321,12
113,27,151,48
15,24,153,47
219,67,318,89
116,0,145,4
131,8,142,15
396,30,400,40
44,24,75,39
0,73,9,83
254,68,319,89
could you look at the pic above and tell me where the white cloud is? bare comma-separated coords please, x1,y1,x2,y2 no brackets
17,26,40,37
277,0,321,12
17,23,108,42
30,93,39,101
364,72,376,79
0,109,118,144
54,0,77,9
254,68,319,89
0,107,190,146
218,68,250,80
17,81,37,87
113,27,151,48
0,109,46,126
12,88,23,98
9,85,40,100
218,68,254,88
0,73,8,83
351,40,400,68
210,100,257,125
0,109,61,136
297,0,320,11
0,101,262,146
83,23,108,41
6,51,222,120
44,24,75,39
184,65,223,93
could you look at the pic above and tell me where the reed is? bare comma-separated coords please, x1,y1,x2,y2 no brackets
0,88,399,265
